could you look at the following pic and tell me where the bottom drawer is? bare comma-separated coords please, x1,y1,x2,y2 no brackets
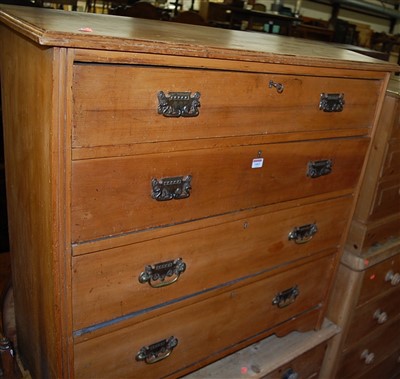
338,317,400,379
74,253,335,379
358,348,400,379
345,285,400,347
262,342,327,379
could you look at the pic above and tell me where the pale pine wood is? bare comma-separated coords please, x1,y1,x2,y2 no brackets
74,49,390,79
0,5,398,72
347,82,400,253
71,138,369,243
0,5,397,379
72,196,352,330
321,79,400,378
72,64,380,148
73,253,335,379
182,319,339,379
72,188,353,255
0,26,68,378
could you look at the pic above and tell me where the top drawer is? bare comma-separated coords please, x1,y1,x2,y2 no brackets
358,254,400,306
72,64,380,148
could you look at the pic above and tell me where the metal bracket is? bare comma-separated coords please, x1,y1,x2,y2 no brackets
136,336,178,364
319,93,345,112
138,258,186,288
157,91,201,117
272,286,299,308
288,223,318,244
307,159,333,178
151,175,192,201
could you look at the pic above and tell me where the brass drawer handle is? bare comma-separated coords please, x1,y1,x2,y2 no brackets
319,93,345,112
151,175,192,201
136,336,178,364
288,223,318,244
157,91,200,117
272,285,299,308
385,270,400,286
360,349,375,365
269,80,284,93
307,159,333,178
138,258,186,288
373,309,388,324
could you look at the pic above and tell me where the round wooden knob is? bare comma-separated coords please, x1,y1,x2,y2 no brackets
373,309,388,324
360,349,375,365
385,271,400,286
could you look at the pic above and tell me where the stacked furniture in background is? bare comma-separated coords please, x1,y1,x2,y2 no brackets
321,76,400,379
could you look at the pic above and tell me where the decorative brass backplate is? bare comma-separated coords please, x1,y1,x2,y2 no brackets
288,223,318,244
157,91,201,117
136,336,178,364
151,175,192,201
138,258,187,288
319,93,345,112
307,159,333,178
272,286,300,308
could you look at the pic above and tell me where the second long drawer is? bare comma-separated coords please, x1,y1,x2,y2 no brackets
71,137,368,242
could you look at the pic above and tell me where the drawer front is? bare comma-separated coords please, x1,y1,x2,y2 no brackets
356,348,400,379
358,254,400,306
345,285,400,347
72,65,380,147
261,342,327,379
381,140,400,178
71,137,368,242
72,197,351,330
338,317,400,379
74,254,334,379
369,177,400,221
388,94,400,141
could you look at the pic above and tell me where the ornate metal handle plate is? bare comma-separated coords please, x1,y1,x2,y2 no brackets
157,91,200,117
138,258,186,288
319,93,345,112
272,285,299,308
151,175,192,201
307,159,333,178
136,336,178,364
288,223,318,244
282,368,299,379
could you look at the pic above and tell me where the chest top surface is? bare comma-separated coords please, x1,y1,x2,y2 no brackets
0,4,399,72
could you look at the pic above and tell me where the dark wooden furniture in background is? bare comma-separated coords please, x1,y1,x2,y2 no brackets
205,2,296,34
321,76,400,379
0,5,397,379
0,88,8,255
111,1,164,19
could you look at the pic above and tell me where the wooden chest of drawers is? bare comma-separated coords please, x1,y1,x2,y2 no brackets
0,5,397,378
321,77,400,379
